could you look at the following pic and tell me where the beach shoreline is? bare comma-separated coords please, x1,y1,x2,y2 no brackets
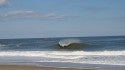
0,65,94,70
0,62,125,70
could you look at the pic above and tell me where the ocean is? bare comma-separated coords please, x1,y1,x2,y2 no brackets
0,36,125,66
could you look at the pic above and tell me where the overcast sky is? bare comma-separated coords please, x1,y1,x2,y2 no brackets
0,0,125,39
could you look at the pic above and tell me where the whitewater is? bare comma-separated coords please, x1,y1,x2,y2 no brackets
0,36,125,65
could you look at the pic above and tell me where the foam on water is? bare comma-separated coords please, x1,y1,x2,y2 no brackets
0,36,125,65
0,51,125,57
0,50,125,65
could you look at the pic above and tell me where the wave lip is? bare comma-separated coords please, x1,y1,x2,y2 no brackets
58,39,81,48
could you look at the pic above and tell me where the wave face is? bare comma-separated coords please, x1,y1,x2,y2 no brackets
58,39,81,47
0,36,125,65
57,39,86,50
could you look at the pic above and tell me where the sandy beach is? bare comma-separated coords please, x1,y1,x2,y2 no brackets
0,65,94,70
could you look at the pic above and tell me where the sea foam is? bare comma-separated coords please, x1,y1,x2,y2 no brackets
0,51,125,65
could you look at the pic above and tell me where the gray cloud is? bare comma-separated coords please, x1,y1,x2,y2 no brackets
0,10,64,20
82,6,110,13
0,0,8,7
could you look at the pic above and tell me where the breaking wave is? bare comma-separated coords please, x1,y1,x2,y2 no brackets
0,50,125,65
0,50,125,57
58,39,81,47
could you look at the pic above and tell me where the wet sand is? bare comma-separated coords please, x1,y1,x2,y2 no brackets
0,65,94,70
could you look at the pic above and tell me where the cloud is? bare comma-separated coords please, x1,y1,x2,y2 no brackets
83,6,110,13
0,0,8,7
0,10,64,20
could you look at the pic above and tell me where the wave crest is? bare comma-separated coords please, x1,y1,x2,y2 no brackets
58,39,81,48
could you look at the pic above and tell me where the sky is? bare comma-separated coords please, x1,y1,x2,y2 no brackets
0,0,125,39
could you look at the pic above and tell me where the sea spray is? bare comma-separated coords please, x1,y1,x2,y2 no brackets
58,39,81,47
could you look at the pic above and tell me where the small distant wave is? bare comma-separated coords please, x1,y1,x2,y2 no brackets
0,43,6,47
